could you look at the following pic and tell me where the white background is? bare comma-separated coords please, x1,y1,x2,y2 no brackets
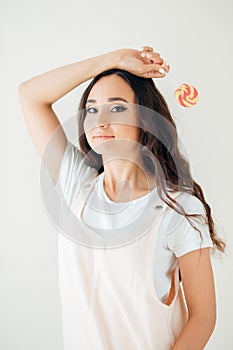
1,0,233,348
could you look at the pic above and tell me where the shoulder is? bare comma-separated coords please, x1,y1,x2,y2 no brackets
168,190,206,212
54,139,98,195
164,191,207,223
60,140,97,174
63,139,86,164
161,191,213,257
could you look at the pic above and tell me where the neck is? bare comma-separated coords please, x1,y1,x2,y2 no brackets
102,157,156,202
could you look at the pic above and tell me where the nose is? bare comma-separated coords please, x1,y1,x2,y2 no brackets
98,122,109,129
96,109,110,128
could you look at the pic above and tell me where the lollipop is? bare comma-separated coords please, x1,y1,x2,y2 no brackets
174,83,199,107
158,68,199,108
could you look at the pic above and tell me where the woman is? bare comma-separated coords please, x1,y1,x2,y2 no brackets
19,46,225,350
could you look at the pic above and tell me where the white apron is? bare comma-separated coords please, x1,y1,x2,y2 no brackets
58,177,188,350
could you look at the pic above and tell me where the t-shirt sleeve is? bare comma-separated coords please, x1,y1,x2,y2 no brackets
52,139,98,205
163,192,214,257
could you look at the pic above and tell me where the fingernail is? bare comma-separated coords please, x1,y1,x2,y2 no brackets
146,53,152,58
159,68,166,74
141,52,146,57
162,61,168,68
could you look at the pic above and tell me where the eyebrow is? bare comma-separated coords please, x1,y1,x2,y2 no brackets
86,97,128,104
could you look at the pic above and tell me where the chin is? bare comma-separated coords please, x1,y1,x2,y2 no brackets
91,139,117,154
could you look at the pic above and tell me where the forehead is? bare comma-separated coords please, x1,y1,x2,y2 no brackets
87,75,136,103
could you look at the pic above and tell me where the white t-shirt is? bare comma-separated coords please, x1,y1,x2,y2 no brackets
53,140,213,304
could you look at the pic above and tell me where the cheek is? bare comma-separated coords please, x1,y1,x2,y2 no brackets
125,115,140,139
83,122,93,146
122,125,140,140
83,118,89,133
85,132,93,147
84,121,93,141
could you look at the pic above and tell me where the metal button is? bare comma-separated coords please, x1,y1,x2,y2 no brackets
154,205,163,210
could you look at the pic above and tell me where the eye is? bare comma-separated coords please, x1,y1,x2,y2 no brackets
86,106,98,114
111,105,127,112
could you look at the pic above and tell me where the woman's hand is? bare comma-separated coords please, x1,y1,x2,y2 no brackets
114,45,170,78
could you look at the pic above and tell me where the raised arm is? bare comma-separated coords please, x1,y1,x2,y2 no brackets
18,47,168,184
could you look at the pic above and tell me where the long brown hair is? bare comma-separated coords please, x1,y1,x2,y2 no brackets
77,69,225,254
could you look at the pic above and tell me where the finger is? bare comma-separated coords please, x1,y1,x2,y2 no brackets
140,53,163,68
142,52,163,64
141,50,161,58
142,70,167,78
162,62,170,73
142,63,166,74
140,45,153,52
142,62,170,78
140,52,153,64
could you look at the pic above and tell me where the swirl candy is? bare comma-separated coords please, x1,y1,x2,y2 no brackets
174,83,199,107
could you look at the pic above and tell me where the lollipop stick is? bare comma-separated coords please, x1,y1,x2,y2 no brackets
166,73,180,89
159,68,179,88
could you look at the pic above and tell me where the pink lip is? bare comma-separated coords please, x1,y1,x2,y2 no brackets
93,136,115,139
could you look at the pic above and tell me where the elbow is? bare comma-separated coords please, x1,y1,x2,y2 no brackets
204,313,217,342
18,81,51,108
205,313,217,336
18,80,32,97
190,310,217,338
18,81,30,102
207,305,217,334
210,311,217,334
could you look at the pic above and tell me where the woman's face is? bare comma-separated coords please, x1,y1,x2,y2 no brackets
83,75,141,155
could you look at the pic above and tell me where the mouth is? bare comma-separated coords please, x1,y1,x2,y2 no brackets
93,136,115,139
